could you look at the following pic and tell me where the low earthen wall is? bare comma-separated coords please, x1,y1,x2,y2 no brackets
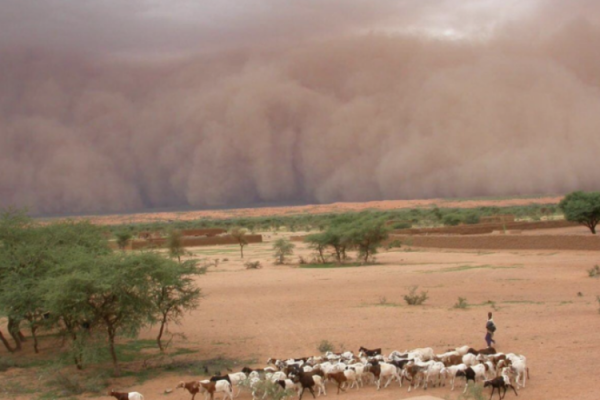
181,228,227,237
392,234,600,251
393,220,577,235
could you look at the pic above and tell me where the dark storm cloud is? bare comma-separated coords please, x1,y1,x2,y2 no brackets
1,0,599,215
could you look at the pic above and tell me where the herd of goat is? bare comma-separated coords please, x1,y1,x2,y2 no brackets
110,345,530,400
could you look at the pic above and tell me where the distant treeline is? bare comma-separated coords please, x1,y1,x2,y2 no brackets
104,203,560,236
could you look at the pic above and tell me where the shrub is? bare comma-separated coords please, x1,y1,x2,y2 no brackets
386,239,402,250
404,286,429,306
588,265,600,278
442,213,462,226
115,231,132,250
0,358,17,372
391,221,412,230
464,212,481,225
486,300,498,311
317,340,334,353
272,238,295,264
244,261,262,269
454,297,469,309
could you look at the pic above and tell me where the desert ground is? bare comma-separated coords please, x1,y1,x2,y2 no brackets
3,198,599,400
93,227,597,400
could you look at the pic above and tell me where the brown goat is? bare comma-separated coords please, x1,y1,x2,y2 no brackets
444,354,463,367
484,377,518,400
176,381,201,400
289,370,317,400
325,371,348,394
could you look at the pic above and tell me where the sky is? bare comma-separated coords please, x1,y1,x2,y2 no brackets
1,0,599,215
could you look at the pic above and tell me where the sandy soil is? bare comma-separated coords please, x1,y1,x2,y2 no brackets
101,232,598,400
3,225,598,400
57,196,562,225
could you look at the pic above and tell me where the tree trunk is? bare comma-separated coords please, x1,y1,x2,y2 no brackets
318,247,325,264
7,318,22,351
108,330,120,376
240,245,244,259
31,325,39,354
18,330,26,341
156,312,169,352
0,330,15,353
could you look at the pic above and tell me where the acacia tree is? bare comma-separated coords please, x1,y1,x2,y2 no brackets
115,231,133,250
146,254,205,351
559,191,600,234
229,227,249,258
347,220,389,263
304,232,328,263
273,238,295,264
0,208,33,352
167,229,186,263
43,251,156,374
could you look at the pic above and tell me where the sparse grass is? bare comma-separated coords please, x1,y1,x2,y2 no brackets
597,296,600,313
244,260,262,269
378,296,388,305
459,382,486,400
454,297,469,309
420,264,522,274
300,262,368,269
0,380,37,396
403,286,429,306
587,265,600,278
44,369,110,397
386,239,402,250
318,340,334,353
0,358,18,372
502,300,544,305
559,301,573,305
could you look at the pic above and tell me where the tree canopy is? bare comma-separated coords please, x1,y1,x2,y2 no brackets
559,191,600,234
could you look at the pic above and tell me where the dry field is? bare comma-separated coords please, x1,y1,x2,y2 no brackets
3,211,599,400
102,228,598,400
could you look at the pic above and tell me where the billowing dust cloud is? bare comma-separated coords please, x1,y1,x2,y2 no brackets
1,1,600,215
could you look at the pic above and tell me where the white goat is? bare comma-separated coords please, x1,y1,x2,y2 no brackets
442,363,468,390
462,353,478,367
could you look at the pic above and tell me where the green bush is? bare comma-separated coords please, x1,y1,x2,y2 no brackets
464,212,481,225
403,286,429,306
391,221,412,230
386,239,402,249
244,261,262,269
442,213,462,226
454,297,469,309
317,340,334,353
588,265,600,278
